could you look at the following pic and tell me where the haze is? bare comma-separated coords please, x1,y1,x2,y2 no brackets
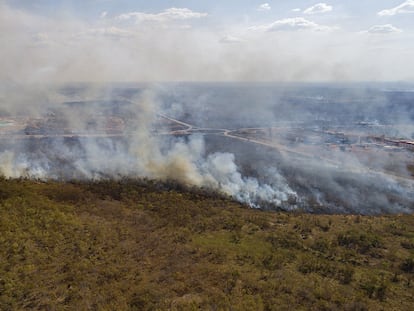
1,1,414,83
1,1,414,214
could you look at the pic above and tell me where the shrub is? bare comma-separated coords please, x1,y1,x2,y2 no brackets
343,300,368,311
359,276,387,301
311,239,330,253
267,233,301,250
401,239,414,250
400,258,414,273
261,254,284,270
297,255,354,284
337,231,382,254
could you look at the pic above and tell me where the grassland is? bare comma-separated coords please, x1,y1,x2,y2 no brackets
0,177,414,310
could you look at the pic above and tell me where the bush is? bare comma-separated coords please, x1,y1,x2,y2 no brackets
311,239,330,253
267,233,301,250
400,258,414,273
297,255,354,284
337,231,382,254
343,300,368,311
401,239,414,250
359,276,387,301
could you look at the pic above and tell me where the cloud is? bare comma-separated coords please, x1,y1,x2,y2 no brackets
303,3,333,15
378,0,414,16
219,35,243,44
367,24,402,34
250,17,335,32
257,3,271,11
100,11,108,19
117,8,208,23
81,27,135,38
32,32,50,44
292,8,301,12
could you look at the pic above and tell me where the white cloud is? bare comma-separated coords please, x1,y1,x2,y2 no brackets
100,11,108,19
33,32,49,42
292,8,301,12
257,3,271,11
220,35,243,44
30,32,54,47
117,8,208,23
378,0,414,16
250,17,334,32
367,24,402,34
75,27,135,40
92,27,134,38
303,3,333,15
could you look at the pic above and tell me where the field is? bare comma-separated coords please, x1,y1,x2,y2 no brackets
1,178,414,310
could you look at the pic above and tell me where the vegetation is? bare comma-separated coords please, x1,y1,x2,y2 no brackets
0,177,414,310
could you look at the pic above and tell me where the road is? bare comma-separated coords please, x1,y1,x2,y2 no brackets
1,111,413,186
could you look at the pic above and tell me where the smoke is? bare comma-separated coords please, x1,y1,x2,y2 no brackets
1,82,414,214
0,88,298,209
1,3,414,214
281,154,414,214
156,82,414,214
1,3,414,84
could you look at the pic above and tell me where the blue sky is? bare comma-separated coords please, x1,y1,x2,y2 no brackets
1,1,414,82
7,1,414,28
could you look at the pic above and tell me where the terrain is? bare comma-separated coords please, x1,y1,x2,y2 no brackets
1,178,413,310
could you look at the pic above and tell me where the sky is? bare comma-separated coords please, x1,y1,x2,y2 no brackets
1,1,414,82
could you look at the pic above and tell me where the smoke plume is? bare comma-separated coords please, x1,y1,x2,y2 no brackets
1,3,414,214
0,88,298,209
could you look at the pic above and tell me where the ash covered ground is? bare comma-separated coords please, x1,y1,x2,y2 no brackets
1,82,414,214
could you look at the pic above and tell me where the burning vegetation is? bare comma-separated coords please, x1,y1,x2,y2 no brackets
1,84,414,214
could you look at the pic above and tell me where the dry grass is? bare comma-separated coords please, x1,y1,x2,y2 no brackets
0,177,413,310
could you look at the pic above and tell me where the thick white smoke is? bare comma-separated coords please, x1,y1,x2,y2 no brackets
0,89,297,209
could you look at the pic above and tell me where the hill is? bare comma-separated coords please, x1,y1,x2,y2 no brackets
0,178,413,310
